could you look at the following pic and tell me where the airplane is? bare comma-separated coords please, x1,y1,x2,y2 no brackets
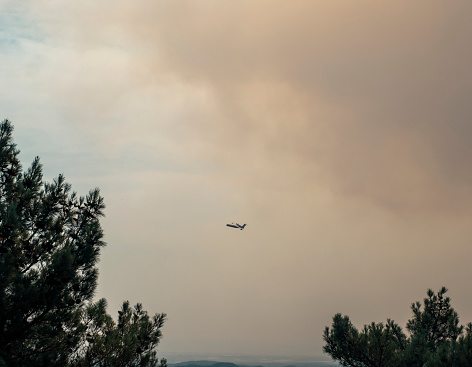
226,223,247,230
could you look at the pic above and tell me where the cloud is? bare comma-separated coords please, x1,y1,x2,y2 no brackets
21,0,463,215
15,1,472,218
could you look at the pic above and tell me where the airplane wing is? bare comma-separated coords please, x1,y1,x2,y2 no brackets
227,223,246,229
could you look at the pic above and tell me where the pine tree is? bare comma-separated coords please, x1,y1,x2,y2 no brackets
404,287,463,366
323,314,406,367
0,120,105,365
70,299,166,366
0,120,166,366
323,287,472,367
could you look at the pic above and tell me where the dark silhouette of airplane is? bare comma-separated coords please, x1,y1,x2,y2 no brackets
226,223,246,230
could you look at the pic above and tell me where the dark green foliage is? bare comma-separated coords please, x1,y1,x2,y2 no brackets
323,315,406,367
323,287,472,367
0,120,166,366
403,287,463,366
70,299,166,367
0,120,104,365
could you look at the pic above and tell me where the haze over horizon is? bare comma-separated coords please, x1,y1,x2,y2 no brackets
2,0,472,360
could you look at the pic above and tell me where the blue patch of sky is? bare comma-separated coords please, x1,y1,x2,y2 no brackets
0,3,46,52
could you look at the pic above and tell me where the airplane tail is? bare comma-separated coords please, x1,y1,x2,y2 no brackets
241,224,246,229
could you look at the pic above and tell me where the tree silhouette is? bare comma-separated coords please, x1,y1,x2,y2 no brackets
324,287,472,367
0,120,165,366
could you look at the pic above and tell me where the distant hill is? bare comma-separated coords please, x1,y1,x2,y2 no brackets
171,362,241,367
170,362,223,367
168,361,338,367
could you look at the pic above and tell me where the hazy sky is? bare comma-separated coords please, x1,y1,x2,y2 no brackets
2,0,472,361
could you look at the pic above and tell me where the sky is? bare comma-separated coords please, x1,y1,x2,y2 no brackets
2,0,472,361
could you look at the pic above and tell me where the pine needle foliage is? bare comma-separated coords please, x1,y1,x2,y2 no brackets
70,299,166,367
323,287,472,367
0,120,166,366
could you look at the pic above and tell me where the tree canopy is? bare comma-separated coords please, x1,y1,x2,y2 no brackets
0,120,166,366
323,287,472,367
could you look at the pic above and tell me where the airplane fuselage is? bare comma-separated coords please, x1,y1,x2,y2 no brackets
226,223,246,230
